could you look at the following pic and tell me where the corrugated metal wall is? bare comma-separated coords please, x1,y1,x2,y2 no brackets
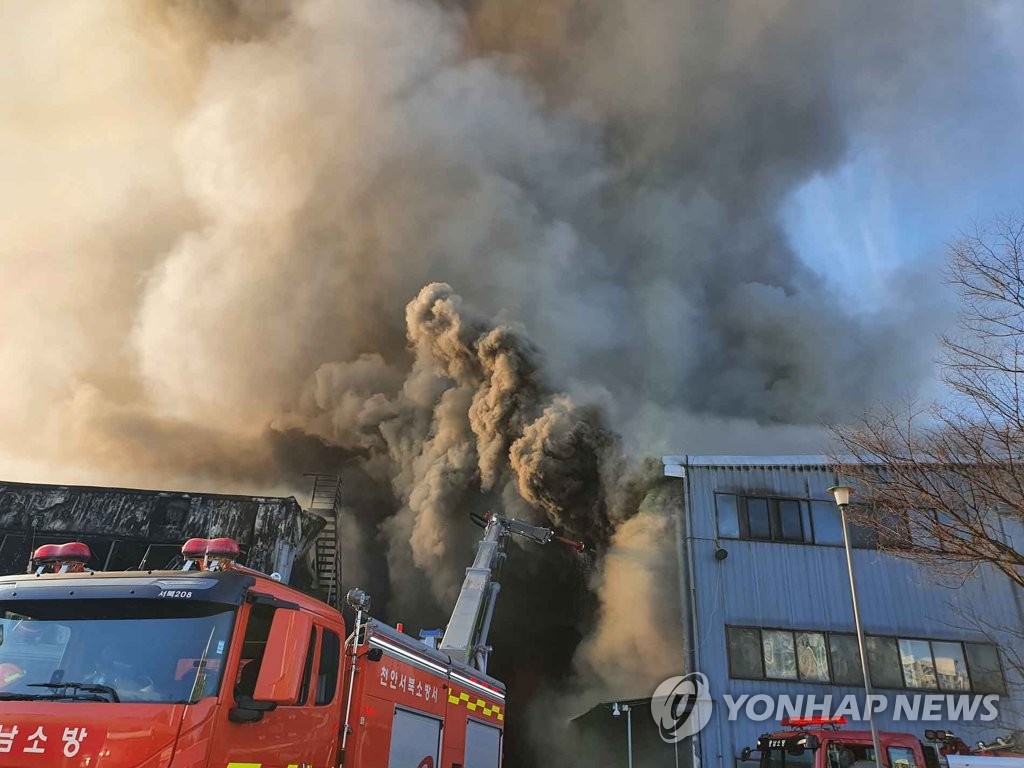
671,458,1024,768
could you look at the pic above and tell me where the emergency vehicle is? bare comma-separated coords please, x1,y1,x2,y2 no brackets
0,511,580,767
745,717,1022,768
927,730,1023,767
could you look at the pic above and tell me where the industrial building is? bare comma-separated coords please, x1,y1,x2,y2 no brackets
0,479,331,587
660,455,1024,768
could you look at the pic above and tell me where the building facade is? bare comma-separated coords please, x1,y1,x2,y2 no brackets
0,480,324,584
662,455,1024,768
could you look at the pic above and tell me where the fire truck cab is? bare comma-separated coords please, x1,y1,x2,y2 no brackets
0,538,506,768
751,718,932,768
750,719,1024,768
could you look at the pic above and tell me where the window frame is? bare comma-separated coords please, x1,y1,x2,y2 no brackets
761,628,799,680
742,497,773,540
928,639,971,693
726,626,766,680
234,602,277,701
715,493,741,539
315,626,342,706
963,641,1008,695
888,746,919,768
810,500,845,546
723,625,1006,693
794,630,831,682
775,499,806,543
712,494,892,549
297,625,319,706
897,637,939,691
864,634,907,690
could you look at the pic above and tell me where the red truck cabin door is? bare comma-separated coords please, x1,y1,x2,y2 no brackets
208,601,343,768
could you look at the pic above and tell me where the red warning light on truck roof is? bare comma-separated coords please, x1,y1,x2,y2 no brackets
781,716,848,728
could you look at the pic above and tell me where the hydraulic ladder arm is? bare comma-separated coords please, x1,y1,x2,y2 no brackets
438,512,585,673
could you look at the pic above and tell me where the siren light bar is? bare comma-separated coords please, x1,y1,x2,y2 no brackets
30,542,93,575
781,716,847,728
181,537,241,571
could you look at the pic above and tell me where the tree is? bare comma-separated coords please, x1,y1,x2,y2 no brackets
831,213,1024,592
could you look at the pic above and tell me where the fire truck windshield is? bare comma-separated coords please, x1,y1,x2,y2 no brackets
0,599,235,704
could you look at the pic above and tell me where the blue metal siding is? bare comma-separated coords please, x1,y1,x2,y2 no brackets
674,460,1024,768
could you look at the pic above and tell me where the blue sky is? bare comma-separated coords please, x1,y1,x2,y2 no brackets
784,1,1024,315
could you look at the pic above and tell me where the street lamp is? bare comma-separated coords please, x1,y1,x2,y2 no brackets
611,703,634,768
828,485,883,768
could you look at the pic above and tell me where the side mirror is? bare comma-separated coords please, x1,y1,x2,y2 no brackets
252,610,314,704
228,699,276,723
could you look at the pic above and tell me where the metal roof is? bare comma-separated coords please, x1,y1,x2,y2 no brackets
662,454,833,468
0,478,298,504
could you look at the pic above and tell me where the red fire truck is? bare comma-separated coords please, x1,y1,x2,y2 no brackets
0,512,579,767
746,717,1022,768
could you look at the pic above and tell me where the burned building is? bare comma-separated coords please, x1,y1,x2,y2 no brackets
0,480,325,586
571,697,693,768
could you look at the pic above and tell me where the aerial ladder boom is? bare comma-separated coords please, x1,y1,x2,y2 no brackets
438,512,584,673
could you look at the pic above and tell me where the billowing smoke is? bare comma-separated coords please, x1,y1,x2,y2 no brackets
0,0,1004,764
288,282,627,605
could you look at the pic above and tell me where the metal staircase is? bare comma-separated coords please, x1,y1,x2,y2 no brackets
305,474,343,608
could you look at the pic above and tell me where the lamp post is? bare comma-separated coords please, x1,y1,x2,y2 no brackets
611,703,634,768
828,485,883,768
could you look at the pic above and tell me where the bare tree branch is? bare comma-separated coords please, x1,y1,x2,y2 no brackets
831,213,1024,598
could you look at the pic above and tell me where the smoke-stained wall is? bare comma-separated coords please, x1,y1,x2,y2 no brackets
0,481,320,580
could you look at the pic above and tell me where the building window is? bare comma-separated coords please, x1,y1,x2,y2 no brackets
847,520,878,548
727,627,763,679
716,494,740,538
898,638,938,689
964,642,1006,694
796,632,830,682
725,626,1005,693
762,630,798,679
828,633,862,685
931,641,970,691
866,636,904,688
715,494,883,547
745,497,772,539
717,494,812,543
811,501,844,545
777,500,804,542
